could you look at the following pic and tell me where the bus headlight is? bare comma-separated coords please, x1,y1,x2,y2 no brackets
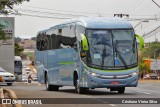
84,69,100,77
130,72,139,77
89,72,100,77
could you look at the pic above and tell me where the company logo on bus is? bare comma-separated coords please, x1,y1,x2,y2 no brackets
113,75,117,79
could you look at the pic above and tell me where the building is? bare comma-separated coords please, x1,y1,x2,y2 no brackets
144,59,160,75
0,17,14,73
19,39,36,49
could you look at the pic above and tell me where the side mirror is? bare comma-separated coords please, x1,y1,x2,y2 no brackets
80,34,89,51
135,34,144,51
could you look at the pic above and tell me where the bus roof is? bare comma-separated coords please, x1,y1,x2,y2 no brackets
51,17,133,29
14,56,22,61
37,17,133,34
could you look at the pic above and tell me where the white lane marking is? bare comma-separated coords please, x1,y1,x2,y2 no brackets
109,104,117,107
137,91,151,95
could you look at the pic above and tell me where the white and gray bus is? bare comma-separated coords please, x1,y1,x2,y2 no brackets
36,17,144,94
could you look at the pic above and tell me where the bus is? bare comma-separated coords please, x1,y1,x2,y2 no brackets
14,56,22,75
36,17,144,94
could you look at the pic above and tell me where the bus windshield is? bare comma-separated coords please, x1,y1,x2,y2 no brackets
86,29,137,70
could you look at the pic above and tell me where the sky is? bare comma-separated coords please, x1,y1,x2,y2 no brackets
1,0,160,42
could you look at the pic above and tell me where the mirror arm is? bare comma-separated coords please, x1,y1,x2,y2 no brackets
135,34,144,51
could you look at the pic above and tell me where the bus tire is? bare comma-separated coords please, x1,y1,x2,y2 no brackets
7,83,12,86
75,79,85,94
45,74,59,91
52,85,59,91
118,87,125,94
45,74,52,91
110,88,116,92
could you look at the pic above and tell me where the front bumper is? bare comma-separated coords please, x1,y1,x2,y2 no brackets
0,77,15,83
80,74,138,88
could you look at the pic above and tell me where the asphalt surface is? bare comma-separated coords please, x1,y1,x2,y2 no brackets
0,81,160,107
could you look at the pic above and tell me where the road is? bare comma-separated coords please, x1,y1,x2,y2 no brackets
0,81,160,107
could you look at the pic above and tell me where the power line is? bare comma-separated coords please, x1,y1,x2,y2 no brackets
127,18,160,21
126,0,144,13
11,12,160,21
143,26,160,39
14,8,87,17
130,0,147,13
19,5,113,16
10,12,71,19
152,0,160,8
16,6,160,18
135,20,158,32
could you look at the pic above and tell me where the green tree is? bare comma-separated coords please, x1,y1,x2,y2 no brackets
0,0,30,43
142,42,160,59
138,52,150,78
15,43,24,56
0,24,7,41
138,62,150,76
0,0,30,15
15,37,22,44
31,37,36,41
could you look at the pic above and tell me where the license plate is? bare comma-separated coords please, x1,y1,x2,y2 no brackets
111,81,119,85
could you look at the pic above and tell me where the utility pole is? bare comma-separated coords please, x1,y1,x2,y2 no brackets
134,20,149,29
114,14,129,18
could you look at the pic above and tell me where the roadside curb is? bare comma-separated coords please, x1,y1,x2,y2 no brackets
16,81,41,86
139,80,160,83
3,88,22,107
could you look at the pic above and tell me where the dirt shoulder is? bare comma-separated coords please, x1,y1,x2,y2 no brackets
139,80,160,83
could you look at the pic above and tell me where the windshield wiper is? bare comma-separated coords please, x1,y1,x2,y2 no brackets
132,37,136,53
115,47,128,69
101,45,106,69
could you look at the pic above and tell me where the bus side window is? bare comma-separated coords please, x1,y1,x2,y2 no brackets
41,34,47,51
51,34,61,49
59,35,77,49
37,34,40,51
47,35,52,50
41,33,50,51
51,34,56,49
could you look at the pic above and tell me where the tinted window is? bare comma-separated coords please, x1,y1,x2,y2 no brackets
37,29,77,51
15,61,22,67
60,35,76,48
37,34,42,51
37,33,52,51
51,34,61,49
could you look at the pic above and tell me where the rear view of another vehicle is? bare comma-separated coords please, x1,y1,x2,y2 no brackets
25,67,31,74
149,73,159,80
31,73,37,81
144,73,159,80
14,56,23,75
0,67,15,86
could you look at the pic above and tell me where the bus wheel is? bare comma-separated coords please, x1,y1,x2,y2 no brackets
52,85,59,91
7,83,12,86
75,79,84,94
118,87,125,94
45,74,59,91
110,88,116,92
45,74,52,91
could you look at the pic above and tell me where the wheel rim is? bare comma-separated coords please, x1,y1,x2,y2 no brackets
46,76,49,89
76,80,80,93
